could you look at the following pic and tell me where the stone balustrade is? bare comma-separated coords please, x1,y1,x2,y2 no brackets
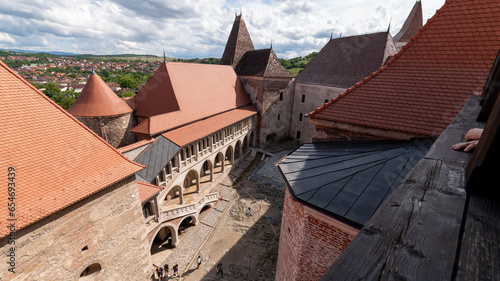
159,192,218,222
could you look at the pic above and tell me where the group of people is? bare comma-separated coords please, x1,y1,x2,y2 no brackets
196,255,224,278
155,263,179,280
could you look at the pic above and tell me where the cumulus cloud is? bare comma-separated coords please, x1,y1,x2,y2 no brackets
0,0,445,58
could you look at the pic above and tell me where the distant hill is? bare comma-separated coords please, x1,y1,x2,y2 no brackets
279,52,318,76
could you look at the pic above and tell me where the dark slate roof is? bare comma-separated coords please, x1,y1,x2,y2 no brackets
235,48,294,78
295,32,397,88
393,0,423,43
221,14,255,67
134,135,180,183
277,140,432,228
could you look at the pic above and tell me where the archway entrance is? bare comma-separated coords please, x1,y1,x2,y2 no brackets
150,226,176,256
142,201,154,219
234,140,241,160
214,152,224,174
225,146,233,166
164,185,183,206
178,216,196,236
200,160,213,184
266,133,277,144
183,170,199,195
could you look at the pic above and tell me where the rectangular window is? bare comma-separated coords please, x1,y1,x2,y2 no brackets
299,113,303,121
278,114,281,120
279,92,283,101
301,95,305,103
296,130,301,140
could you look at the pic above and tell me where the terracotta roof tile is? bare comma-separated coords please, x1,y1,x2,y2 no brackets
132,62,253,136
309,0,500,138
67,73,132,117
117,138,154,153
0,61,144,238
137,181,162,203
162,105,258,146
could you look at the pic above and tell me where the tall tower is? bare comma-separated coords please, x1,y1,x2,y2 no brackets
393,1,423,50
67,71,137,148
221,14,255,67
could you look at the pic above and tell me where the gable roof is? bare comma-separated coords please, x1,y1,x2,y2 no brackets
235,48,294,78
393,0,423,43
277,140,431,227
67,72,133,117
137,181,163,203
132,62,254,136
295,31,397,88
221,14,255,67
309,0,500,138
0,61,143,238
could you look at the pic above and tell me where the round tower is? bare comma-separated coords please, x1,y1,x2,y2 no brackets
67,71,137,148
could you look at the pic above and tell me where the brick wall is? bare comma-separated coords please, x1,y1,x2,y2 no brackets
275,188,358,281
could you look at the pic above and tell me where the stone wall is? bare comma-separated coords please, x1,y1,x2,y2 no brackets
76,112,137,148
0,176,152,281
275,189,357,281
290,83,345,143
240,76,293,147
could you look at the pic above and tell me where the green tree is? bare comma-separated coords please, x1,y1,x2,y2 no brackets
43,82,61,98
120,91,136,98
118,75,137,90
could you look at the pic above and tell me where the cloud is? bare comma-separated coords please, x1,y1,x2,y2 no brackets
0,0,446,58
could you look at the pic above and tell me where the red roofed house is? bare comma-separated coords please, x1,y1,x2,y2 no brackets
0,61,152,280
67,70,137,148
275,0,500,280
127,61,259,263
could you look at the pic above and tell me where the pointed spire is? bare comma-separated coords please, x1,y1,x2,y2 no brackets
340,32,342,38
163,49,166,63
270,40,273,49
330,30,333,40
91,66,96,75
387,17,392,33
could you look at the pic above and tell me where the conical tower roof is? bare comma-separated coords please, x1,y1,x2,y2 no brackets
67,72,133,117
393,1,423,43
221,14,255,67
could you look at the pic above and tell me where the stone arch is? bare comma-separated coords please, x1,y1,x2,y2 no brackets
178,215,197,235
248,131,255,147
183,169,200,194
214,152,224,174
234,140,242,160
79,263,102,280
150,224,178,255
164,185,183,205
142,201,154,219
225,145,234,165
200,159,213,184
266,133,277,144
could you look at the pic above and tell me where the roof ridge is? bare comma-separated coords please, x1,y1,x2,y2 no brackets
307,0,453,118
0,61,145,171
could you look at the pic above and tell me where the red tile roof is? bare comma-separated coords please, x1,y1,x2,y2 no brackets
67,73,133,117
309,0,500,138
132,62,254,136
162,105,258,146
137,181,162,203
0,61,144,238
117,138,154,153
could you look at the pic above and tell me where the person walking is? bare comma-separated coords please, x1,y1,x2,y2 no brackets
164,264,169,277
197,255,202,269
216,263,224,278
173,264,179,277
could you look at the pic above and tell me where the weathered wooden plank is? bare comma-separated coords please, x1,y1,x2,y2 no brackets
455,194,500,281
320,158,467,280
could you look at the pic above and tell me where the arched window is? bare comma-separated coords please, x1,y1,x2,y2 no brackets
79,263,101,280
142,202,153,218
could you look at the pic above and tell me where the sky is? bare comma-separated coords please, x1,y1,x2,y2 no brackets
0,0,445,59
